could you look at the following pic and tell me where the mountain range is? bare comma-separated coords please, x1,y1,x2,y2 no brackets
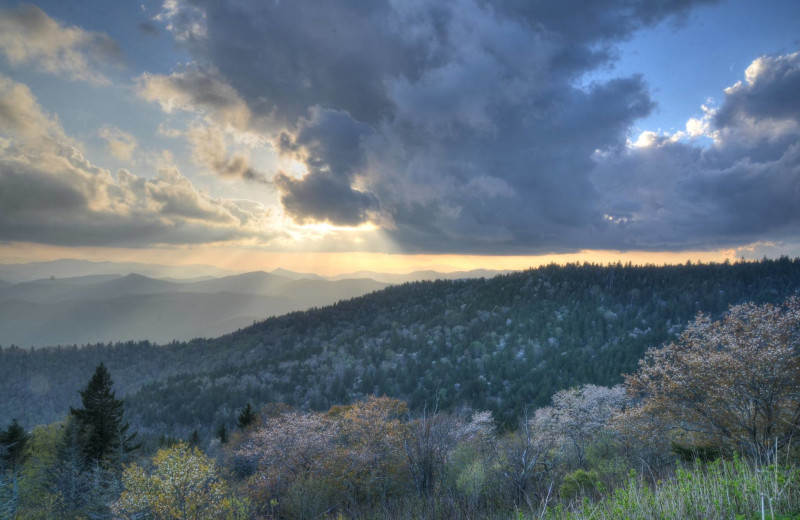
0,260,507,347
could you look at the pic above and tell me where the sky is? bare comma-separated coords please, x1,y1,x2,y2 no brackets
0,0,798,275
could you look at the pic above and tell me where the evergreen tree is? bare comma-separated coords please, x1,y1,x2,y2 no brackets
237,403,257,430
0,419,29,472
216,423,228,444
0,419,29,520
188,429,200,447
69,363,138,468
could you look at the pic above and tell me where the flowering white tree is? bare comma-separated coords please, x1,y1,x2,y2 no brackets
534,384,628,469
625,297,800,462
236,411,336,502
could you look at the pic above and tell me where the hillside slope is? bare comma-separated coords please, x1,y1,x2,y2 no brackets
2,259,799,434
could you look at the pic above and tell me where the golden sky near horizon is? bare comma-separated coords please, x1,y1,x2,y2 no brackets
0,242,759,276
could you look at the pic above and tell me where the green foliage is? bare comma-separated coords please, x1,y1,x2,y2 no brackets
69,363,138,468
559,470,601,502
541,459,800,520
17,423,62,519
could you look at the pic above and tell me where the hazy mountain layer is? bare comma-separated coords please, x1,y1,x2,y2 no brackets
0,259,238,283
0,271,389,347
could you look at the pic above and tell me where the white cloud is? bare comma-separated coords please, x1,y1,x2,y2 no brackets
0,5,119,84
0,74,276,247
98,126,138,162
0,76,65,141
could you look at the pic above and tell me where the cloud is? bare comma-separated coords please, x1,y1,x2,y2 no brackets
98,126,137,162
0,76,64,141
136,66,251,130
591,51,800,250
274,107,378,225
144,0,800,256
0,74,276,247
0,5,120,84
186,124,266,182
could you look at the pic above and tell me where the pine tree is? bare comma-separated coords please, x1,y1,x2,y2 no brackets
69,364,138,468
0,419,29,472
0,419,29,520
216,423,228,444
237,403,257,430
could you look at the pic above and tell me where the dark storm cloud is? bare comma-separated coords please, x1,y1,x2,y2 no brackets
275,107,378,224
153,0,797,254
593,52,800,250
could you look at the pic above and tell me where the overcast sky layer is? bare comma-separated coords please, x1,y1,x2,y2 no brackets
0,0,798,272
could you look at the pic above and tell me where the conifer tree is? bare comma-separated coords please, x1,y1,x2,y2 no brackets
237,404,257,430
69,363,138,468
0,419,29,520
216,423,228,444
0,419,29,472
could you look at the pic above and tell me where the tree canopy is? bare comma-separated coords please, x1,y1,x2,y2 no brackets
625,297,800,462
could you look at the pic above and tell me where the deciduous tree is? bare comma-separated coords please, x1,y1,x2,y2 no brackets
113,442,248,520
625,297,800,462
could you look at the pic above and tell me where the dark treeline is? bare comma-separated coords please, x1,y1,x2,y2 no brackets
2,258,800,436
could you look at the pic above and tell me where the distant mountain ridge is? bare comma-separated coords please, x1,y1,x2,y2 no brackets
0,259,238,283
0,269,390,347
0,260,510,347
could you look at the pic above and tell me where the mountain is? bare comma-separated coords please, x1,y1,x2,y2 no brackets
3,258,800,434
0,259,238,283
0,271,388,347
269,278,390,303
187,271,294,294
270,267,326,280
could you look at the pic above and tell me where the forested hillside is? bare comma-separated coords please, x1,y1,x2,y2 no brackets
2,258,800,435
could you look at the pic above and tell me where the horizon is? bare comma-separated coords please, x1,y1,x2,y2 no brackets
0,252,791,280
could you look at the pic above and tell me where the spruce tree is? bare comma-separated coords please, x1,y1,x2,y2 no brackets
0,419,29,472
69,363,138,468
237,403,257,430
216,423,228,444
0,419,29,520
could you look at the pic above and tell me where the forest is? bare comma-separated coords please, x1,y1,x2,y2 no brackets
2,258,800,437
2,293,799,519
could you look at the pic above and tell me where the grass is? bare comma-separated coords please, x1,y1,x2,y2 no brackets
538,456,800,520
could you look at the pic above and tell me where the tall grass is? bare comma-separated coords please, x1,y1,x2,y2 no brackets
540,456,800,520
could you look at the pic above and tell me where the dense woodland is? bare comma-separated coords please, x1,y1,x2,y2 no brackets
3,258,800,438
1,292,799,519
